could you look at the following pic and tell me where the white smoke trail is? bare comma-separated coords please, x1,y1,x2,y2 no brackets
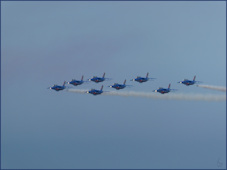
197,85,226,92
67,89,226,102
68,89,88,94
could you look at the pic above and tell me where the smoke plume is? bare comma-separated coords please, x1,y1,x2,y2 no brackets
67,89,226,102
197,85,226,92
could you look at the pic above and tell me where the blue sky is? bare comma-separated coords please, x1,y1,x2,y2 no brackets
1,1,226,169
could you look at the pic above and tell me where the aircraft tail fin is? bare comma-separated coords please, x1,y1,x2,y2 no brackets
193,75,196,81
102,72,105,78
123,79,126,85
81,75,84,81
100,85,103,91
168,83,171,89
146,72,149,78
63,81,66,87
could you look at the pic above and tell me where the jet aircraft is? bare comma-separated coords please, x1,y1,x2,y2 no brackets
109,79,128,90
131,73,155,83
88,73,106,83
49,81,66,91
68,76,84,86
153,84,174,94
178,76,199,86
87,85,103,95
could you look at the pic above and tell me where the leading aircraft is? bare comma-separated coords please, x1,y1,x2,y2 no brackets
153,84,175,94
109,79,129,90
87,85,104,95
68,76,84,86
131,72,155,83
178,76,199,86
88,73,106,83
49,81,66,91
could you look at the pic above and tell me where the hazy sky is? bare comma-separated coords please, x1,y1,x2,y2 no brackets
1,1,226,169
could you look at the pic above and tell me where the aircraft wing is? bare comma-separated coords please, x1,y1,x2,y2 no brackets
104,78,112,81
195,81,202,84
170,89,178,92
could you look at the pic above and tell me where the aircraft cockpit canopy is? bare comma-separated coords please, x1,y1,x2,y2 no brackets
184,79,188,81
159,87,163,89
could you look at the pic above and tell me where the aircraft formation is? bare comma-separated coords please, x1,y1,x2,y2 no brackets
48,73,200,95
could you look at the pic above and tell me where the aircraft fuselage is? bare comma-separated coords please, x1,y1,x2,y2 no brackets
155,89,170,94
134,78,148,83
50,86,65,91
69,80,83,86
111,84,126,90
90,78,104,83
87,90,103,95
180,80,195,86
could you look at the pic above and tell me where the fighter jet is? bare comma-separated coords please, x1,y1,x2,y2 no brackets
109,79,129,90
68,76,84,86
88,73,106,83
131,72,155,83
87,85,103,95
153,84,175,94
178,76,199,86
49,81,66,91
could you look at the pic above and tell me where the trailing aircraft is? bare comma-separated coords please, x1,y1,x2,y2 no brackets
178,76,199,86
68,76,84,86
87,85,103,95
131,72,155,83
153,84,175,94
49,81,66,91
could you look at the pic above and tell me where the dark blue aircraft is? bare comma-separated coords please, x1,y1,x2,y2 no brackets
153,84,174,94
49,81,66,91
131,72,155,83
178,76,199,86
88,73,106,83
109,79,128,90
87,85,103,95
68,76,84,86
